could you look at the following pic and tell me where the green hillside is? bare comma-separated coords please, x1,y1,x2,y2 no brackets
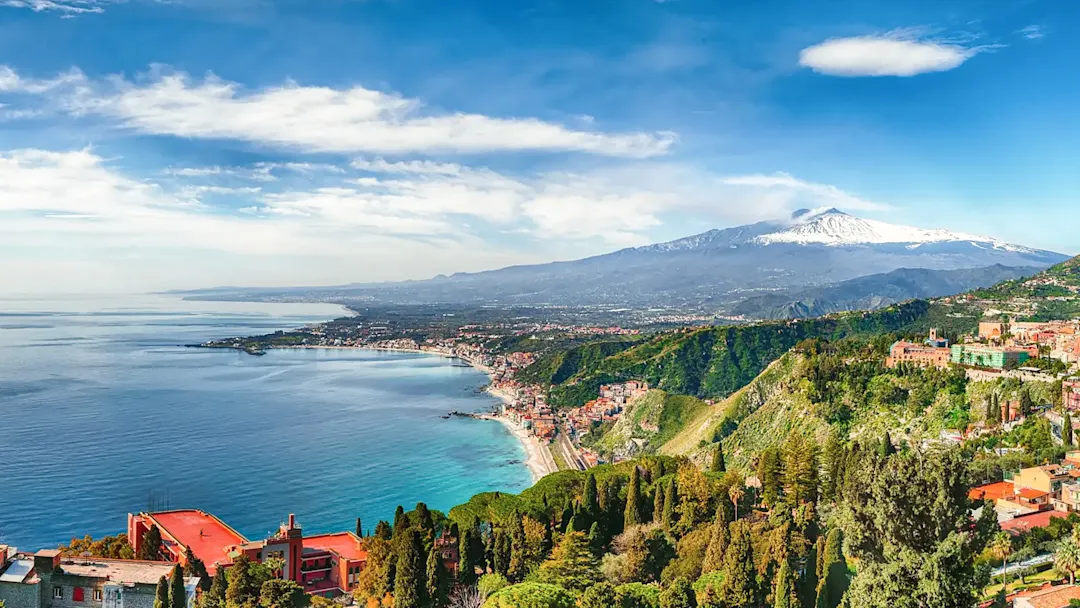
967,254,1080,321
527,299,931,407
584,390,709,458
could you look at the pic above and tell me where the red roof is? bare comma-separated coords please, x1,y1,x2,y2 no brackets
303,533,367,562
148,510,248,572
1001,511,1069,535
969,481,1015,501
1018,488,1050,500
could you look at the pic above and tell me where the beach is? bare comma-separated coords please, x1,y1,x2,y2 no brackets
477,414,559,482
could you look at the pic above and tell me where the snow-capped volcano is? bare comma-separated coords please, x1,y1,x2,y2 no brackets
752,208,1032,251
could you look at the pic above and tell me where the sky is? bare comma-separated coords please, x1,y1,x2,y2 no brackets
0,0,1076,294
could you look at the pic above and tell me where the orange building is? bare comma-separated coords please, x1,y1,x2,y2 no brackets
885,340,950,369
128,510,368,598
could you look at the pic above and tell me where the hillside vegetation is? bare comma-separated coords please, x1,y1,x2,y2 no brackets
583,390,709,459
525,300,932,407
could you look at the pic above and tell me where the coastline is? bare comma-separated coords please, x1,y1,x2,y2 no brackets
249,343,559,482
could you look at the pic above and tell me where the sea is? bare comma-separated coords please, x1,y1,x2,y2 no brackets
0,295,532,551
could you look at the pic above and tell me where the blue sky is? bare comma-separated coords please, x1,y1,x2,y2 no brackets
0,0,1075,293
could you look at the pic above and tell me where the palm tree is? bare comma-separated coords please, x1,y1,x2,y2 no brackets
729,484,745,522
1056,539,1080,585
990,532,1012,590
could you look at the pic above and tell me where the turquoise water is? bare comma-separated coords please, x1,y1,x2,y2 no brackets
0,296,531,551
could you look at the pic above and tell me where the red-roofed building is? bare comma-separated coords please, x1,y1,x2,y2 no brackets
129,511,371,598
1001,510,1070,535
969,481,1016,502
1014,583,1080,608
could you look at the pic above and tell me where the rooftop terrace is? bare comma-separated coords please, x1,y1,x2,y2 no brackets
147,510,249,572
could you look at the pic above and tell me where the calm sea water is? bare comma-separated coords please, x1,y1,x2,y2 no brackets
0,295,531,551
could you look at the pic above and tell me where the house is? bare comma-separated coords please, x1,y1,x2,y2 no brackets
1014,583,1080,608
1014,465,1071,495
1001,510,1070,536
885,340,950,369
0,548,197,608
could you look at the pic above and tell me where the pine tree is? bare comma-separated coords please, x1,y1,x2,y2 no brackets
416,502,435,543
774,559,795,608
225,555,259,608
816,528,848,608
169,564,186,608
182,547,210,592
154,576,169,608
203,569,227,608
374,520,392,541
659,577,696,608
1065,412,1074,448
712,443,725,473
140,525,163,561
662,478,678,530
535,531,601,593
581,582,618,608
394,528,425,608
720,521,759,608
425,539,447,608
624,466,646,529
758,448,783,507
821,434,844,501
783,434,819,505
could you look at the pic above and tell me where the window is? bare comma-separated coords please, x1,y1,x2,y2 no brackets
73,587,85,602
53,586,63,599
94,589,104,601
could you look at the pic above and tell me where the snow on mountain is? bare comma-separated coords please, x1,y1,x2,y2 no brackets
751,208,1035,252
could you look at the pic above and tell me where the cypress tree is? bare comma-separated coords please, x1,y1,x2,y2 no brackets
356,517,363,538
720,521,759,607
799,537,819,608
225,555,258,608
140,525,163,561
587,522,603,556
601,478,623,537
712,443,726,473
393,528,425,608
204,569,227,608
701,507,729,575
508,512,527,582
652,485,665,524
774,559,795,608
624,466,646,529
493,531,510,577
393,505,407,533
169,564,186,608
154,576,169,608
1065,412,1074,448
662,478,678,530
984,398,994,426
880,431,895,457
816,528,848,608
425,540,446,608
416,502,435,540
560,506,574,533
457,528,477,585
541,518,554,557
582,473,600,527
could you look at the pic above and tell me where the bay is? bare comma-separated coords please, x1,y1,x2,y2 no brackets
0,295,531,550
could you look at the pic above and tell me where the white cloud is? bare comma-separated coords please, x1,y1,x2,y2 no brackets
1018,25,1045,40
720,173,887,212
0,66,675,157
799,31,986,77
0,0,108,13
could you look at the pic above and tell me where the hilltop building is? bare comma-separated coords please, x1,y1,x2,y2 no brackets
128,510,367,598
0,547,197,608
950,344,1030,369
1065,379,1080,411
885,340,950,369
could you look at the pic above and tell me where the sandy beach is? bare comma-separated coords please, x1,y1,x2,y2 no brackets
477,414,559,482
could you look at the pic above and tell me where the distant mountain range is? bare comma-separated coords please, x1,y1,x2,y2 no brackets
183,208,1068,315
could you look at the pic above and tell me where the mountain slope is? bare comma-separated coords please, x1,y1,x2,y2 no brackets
181,209,1066,309
526,299,932,407
732,264,1040,320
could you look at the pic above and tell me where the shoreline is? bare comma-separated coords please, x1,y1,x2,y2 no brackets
230,343,559,482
